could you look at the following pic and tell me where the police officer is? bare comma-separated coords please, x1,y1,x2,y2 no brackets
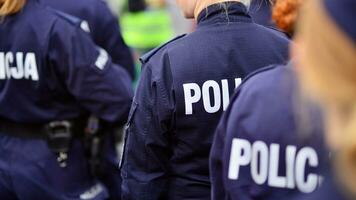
120,0,290,199
292,0,356,199
41,0,135,199
42,0,135,79
210,63,327,200
0,0,133,199
121,0,174,54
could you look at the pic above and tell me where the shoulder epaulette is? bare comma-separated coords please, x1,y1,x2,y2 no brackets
140,34,187,64
51,9,81,26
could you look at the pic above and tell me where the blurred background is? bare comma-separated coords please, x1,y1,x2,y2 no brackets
104,0,194,85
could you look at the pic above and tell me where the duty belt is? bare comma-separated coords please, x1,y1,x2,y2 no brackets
0,117,89,168
0,118,85,138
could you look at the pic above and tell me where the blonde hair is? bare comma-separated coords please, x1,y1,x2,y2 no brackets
238,0,251,7
297,0,356,194
0,0,26,16
216,0,252,8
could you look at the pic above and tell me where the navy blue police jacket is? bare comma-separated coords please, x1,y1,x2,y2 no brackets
0,0,133,125
121,2,290,200
41,0,135,78
210,65,327,200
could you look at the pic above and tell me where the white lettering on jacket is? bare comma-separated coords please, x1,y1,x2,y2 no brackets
228,138,321,193
0,52,39,81
183,78,242,115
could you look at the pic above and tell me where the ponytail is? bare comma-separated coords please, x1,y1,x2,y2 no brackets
0,0,26,16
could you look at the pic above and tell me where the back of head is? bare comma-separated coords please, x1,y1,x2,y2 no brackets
0,0,26,16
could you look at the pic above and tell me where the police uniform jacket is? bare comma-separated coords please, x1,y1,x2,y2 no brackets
249,0,274,27
121,2,290,199
210,65,327,200
0,0,133,125
42,0,135,78
292,173,349,200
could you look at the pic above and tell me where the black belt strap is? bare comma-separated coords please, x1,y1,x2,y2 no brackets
0,118,86,139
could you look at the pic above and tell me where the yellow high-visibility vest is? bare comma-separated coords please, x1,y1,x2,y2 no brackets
121,9,174,49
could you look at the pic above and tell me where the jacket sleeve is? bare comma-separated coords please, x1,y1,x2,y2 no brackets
48,20,133,124
210,113,229,200
94,0,135,79
121,60,174,200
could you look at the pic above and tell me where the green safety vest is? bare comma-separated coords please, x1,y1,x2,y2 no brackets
121,9,174,49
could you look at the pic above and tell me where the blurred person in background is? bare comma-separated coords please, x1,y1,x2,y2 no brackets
293,0,356,199
0,0,133,199
120,0,175,85
209,0,328,199
120,0,174,55
120,0,290,199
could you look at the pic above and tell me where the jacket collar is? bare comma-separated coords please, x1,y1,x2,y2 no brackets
197,1,253,27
